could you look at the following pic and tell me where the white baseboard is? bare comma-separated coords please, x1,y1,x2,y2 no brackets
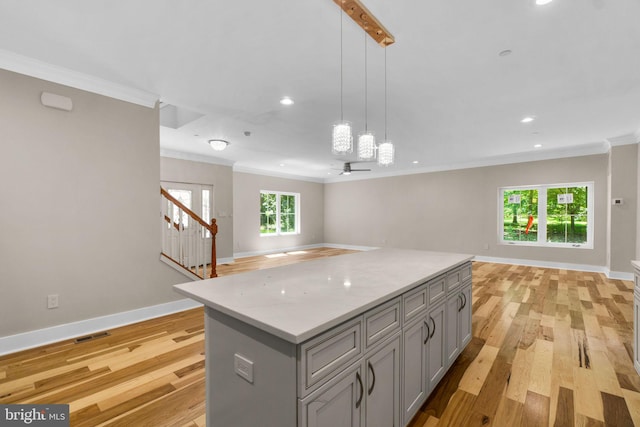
605,269,635,281
322,243,380,251
217,256,234,264
0,298,202,357
474,255,634,281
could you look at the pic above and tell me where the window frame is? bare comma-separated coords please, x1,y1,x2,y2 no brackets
260,190,300,236
498,182,594,249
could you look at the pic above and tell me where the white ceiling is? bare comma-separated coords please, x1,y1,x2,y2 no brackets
1,0,639,182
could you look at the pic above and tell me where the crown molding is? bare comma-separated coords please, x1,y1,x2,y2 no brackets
324,141,610,183
0,49,158,108
606,133,638,147
160,149,235,167
233,165,325,183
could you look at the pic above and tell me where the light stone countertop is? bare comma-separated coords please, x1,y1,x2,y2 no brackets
631,260,640,271
174,248,473,344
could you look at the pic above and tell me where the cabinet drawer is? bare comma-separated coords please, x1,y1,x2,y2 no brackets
299,317,363,396
446,268,462,292
403,284,427,324
365,297,401,349
428,276,446,305
460,262,472,283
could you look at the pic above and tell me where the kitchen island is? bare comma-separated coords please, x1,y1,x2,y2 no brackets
174,248,473,427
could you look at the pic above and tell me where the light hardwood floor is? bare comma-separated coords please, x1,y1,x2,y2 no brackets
1,249,637,426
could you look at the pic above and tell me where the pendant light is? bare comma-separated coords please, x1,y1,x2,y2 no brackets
378,47,395,166
357,34,376,161
332,8,353,156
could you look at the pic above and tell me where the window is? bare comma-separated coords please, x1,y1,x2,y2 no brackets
260,191,300,235
499,182,593,248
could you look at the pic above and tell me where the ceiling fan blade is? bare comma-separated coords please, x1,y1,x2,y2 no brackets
351,168,371,172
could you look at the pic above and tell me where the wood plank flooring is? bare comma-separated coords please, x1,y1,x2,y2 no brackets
1,250,637,426
411,262,638,427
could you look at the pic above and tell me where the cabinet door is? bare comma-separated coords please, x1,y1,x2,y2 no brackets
459,284,472,350
300,364,362,427
402,318,427,426
426,303,446,391
365,335,401,427
445,293,461,367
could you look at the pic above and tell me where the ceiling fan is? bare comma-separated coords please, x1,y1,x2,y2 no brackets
337,162,371,175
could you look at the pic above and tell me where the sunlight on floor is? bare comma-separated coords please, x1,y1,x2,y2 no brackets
265,253,287,258
264,250,307,258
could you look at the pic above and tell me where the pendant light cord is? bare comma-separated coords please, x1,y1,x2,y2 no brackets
364,34,368,132
340,9,344,122
384,47,388,140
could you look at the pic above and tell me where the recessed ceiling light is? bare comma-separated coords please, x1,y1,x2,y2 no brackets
412,160,419,164
279,163,285,167
536,0,553,5
208,139,229,151
534,144,542,148
498,49,512,57
521,116,535,123
280,96,294,106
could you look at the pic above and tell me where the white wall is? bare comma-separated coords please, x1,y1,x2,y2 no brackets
325,154,611,269
160,157,234,259
0,69,188,337
233,172,324,254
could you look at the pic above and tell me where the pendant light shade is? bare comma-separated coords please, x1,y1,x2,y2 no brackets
332,122,353,155
379,46,395,166
377,140,394,166
332,7,353,156
357,33,376,162
357,132,376,161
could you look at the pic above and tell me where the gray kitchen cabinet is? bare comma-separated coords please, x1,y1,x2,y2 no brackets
459,283,472,350
364,334,401,427
300,362,363,427
301,333,401,427
401,318,427,425
402,300,446,426
445,280,472,368
426,302,446,391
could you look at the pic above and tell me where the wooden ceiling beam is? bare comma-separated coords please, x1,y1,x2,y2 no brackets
333,0,395,47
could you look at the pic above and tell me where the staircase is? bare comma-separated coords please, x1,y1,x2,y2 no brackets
160,187,218,280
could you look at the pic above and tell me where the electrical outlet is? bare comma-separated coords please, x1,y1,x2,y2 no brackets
47,294,59,309
234,353,254,383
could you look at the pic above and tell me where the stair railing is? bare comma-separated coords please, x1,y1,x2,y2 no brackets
161,187,218,279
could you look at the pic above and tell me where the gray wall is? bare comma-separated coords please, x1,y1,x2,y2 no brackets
233,172,324,254
637,144,640,260
608,144,638,272
324,154,611,268
0,69,187,337
160,157,234,260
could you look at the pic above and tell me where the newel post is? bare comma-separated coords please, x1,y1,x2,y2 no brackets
210,218,218,278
